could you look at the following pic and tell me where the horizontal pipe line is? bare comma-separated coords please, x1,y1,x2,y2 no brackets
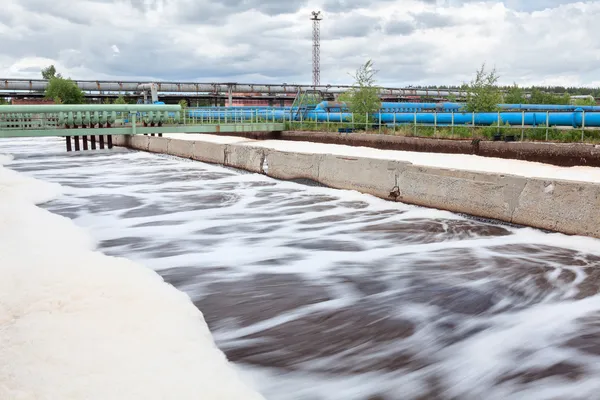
0,78,468,97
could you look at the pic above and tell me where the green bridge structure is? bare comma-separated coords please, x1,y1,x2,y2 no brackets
0,104,284,151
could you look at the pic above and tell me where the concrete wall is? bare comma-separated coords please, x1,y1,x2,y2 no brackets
110,135,600,239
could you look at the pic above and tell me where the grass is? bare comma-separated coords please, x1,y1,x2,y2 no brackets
283,120,600,144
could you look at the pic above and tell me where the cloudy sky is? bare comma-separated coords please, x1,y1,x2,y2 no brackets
1,0,599,87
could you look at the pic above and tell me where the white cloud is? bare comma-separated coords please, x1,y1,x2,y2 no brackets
0,0,598,88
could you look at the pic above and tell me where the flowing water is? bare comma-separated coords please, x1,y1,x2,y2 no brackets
4,137,600,400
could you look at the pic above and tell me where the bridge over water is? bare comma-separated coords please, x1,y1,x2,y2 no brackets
0,104,283,151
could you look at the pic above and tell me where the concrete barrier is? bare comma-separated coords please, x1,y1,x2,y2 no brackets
224,144,265,174
193,141,227,165
147,136,169,154
512,179,600,237
317,154,400,200
263,150,323,182
113,134,600,239
395,165,527,223
130,135,150,151
167,139,194,159
112,135,127,146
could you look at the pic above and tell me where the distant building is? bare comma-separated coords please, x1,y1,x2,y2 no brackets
11,98,55,105
230,93,295,107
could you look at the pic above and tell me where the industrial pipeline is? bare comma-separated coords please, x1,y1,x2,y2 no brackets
316,101,600,113
186,103,600,128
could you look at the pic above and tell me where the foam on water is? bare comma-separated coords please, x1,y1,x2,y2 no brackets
5,137,600,400
0,141,265,399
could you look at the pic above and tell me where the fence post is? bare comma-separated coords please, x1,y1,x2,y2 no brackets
582,111,586,142
413,112,417,136
351,112,354,130
393,112,396,135
434,112,438,137
378,112,381,134
365,112,368,131
521,111,524,141
451,111,454,136
497,111,500,134
327,111,330,131
546,111,549,141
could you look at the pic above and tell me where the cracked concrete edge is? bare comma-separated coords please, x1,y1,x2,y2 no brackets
112,134,600,239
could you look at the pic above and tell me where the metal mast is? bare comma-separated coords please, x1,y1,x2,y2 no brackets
310,11,322,87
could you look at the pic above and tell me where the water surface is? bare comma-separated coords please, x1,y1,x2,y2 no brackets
4,137,600,400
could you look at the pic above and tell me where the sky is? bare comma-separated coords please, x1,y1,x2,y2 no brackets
0,0,599,88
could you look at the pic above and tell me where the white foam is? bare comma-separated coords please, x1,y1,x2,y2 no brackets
0,166,63,204
163,133,254,144
0,153,14,165
0,163,265,400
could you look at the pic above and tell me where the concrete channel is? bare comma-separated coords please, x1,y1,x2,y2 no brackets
111,134,600,239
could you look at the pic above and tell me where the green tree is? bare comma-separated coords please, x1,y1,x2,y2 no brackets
178,99,188,109
114,95,128,104
337,59,381,125
528,88,570,105
41,65,62,80
464,63,502,112
45,78,85,104
41,65,84,104
503,83,525,104
572,97,596,106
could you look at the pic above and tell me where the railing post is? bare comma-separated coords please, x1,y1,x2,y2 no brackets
413,111,417,136
434,111,437,137
393,112,396,135
451,111,454,136
365,112,368,131
378,111,381,134
546,111,549,141
132,111,136,135
582,111,586,142
521,111,524,141
497,111,500,135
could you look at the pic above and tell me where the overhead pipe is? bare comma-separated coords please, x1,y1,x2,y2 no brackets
0,79,468,97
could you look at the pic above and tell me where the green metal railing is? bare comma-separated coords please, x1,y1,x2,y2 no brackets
282,111,600,144
0,104,284,138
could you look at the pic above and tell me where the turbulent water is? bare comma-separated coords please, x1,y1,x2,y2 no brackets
4,137,600,400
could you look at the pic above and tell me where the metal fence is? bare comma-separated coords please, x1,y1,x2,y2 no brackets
182,107,600,143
